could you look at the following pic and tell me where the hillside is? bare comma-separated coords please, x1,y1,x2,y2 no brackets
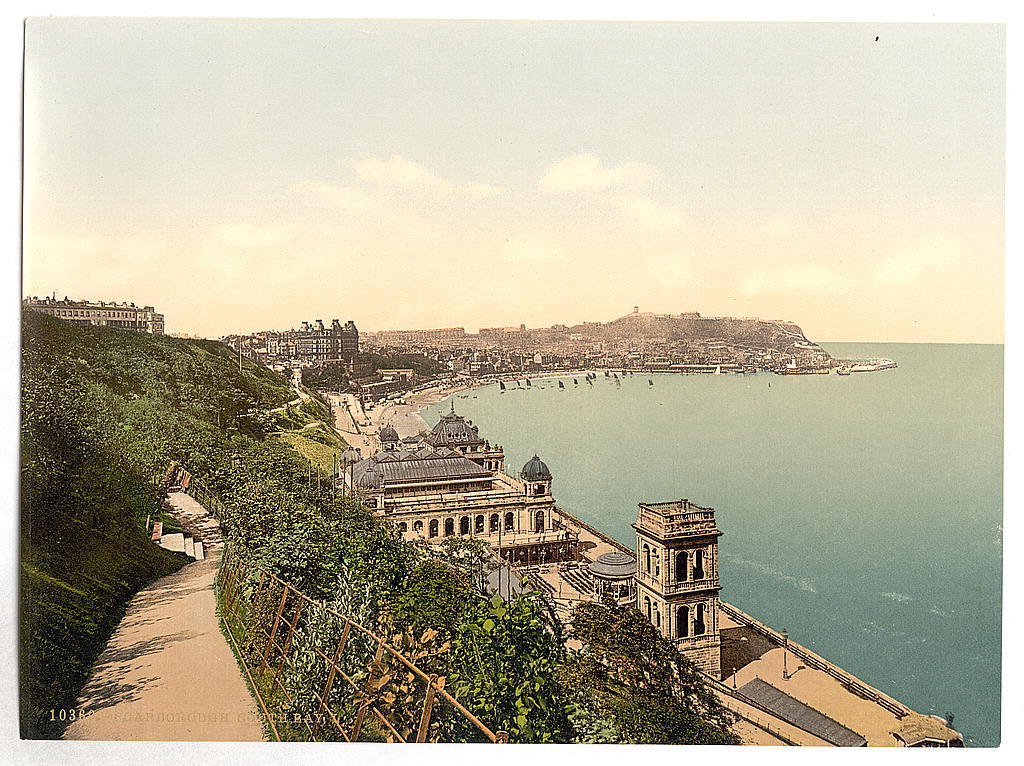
19,312,300,737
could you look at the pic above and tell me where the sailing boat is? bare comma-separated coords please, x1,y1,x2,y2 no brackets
526,379,532,387
558,380,565,390
648,379,654,387
499,381,506,391
573,378,578,385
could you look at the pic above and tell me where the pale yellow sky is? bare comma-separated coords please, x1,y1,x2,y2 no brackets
22,20,1004,342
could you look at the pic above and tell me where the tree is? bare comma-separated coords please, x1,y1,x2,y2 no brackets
561,600,737,744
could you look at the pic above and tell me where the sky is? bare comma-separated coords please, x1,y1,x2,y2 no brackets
22,18,1005,342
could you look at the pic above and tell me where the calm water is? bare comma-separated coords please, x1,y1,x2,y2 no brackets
423,344,1003,746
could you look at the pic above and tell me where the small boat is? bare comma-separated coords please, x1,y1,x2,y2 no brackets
648,379,654,387
604,371,609,377
573,378,578,385
526,379,532,387
499,381,506,390
558,380,565,389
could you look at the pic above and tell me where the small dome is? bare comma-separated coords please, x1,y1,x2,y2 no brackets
521,455,552,481
354,463,382,489
588,552,637,579
340,446,361,465
379,425,400,443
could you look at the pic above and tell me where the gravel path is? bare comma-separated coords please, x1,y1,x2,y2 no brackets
62,493,264,741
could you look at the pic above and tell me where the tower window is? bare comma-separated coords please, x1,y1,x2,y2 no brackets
694,603,707,636
535,510,545,532
444,518,455,536
676,551,689,581
429,519,439,538
505,511,515,531
489,513,499,532
677,606,690,637
694,549,706,580
475,515,485,534
459,516,470,535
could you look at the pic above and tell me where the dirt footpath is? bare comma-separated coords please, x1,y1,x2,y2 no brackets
63,494,264,741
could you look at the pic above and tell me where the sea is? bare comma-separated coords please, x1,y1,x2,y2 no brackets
422,343,1003,747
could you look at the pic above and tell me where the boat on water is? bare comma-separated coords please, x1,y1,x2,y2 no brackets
573,378,578,385
499,381,506,390
526,379,532,387
558,380,565,389
648,379,654,387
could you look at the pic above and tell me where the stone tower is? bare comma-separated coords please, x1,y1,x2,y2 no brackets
633,499,722,677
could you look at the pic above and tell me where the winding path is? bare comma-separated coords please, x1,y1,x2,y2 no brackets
62,493,263,741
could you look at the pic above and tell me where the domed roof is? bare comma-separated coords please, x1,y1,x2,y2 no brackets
379,425,400,443
340,446,362,465
588,551,637,579
353,462,382,489
425,407,481,446
521,455,552,481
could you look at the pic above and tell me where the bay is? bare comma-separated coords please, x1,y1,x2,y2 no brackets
422,343,1003,746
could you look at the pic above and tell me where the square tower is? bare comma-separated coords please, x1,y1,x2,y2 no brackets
633,499,722,677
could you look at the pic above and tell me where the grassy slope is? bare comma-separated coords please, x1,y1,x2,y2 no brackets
19,312,296,738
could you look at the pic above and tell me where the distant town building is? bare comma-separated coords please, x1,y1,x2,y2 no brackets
374,327,467,343
23,295,165,334
295,319,359,365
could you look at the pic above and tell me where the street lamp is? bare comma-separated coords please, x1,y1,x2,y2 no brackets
782,629,790,680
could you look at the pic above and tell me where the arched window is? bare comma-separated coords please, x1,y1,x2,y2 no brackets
444,518,455,536
460,516,470,535
489,513,499,532
413,520,423,533
676,551,689,582
398,522,408,533
694,603,707,636
429,519,439,538
653,604,661,628
504,511,515,531
643,544,651,574
694,550,706,580
535,510,545,532
535,484,544,496
475,515,485,534
643,596,651,620
677,606,690,637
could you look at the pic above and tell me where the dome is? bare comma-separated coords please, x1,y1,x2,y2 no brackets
521,455,552,481
426,408,481,446
339,446,361,465
588,551,637,579
379,425,400,443
353,462,383,489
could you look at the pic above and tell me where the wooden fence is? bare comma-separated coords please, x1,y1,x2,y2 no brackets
215,550,507,743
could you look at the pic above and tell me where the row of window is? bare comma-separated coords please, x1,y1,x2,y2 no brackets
395,510,547,537
640,544,709,581
643,597,709,638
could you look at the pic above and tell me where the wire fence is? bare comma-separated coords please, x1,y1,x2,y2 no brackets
215,547,507,743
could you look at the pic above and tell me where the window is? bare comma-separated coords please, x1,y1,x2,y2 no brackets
677,606,690,637
398,522,408,533
644,596,651,620
694,549,705,580
429,519,439,538
534,510,545,532
676,551,689,582
460,516,470,535
444,518,455,537
504,511,514,531
413,520,423,533
694,603,706,635
643,544,651,574
489,514,499,532
475,515,484,534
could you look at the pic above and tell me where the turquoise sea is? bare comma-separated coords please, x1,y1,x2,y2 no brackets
423,344,1003,747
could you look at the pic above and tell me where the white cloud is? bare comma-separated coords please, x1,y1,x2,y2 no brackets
872,237,961,286
352,155,504,200
538,153,656,195
607,192,685,231
741,263,851,297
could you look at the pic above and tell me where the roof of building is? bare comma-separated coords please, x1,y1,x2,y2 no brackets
892,714,963,746
588,551,637,578
425,408,482,446
340,446,362,465
379,425,400,442
351,451,491,487
737,678,867,747
521,455,552,481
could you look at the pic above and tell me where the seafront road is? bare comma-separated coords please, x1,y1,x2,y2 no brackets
62,493,263,741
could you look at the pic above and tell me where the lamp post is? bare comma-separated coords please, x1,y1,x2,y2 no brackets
782,629,790,680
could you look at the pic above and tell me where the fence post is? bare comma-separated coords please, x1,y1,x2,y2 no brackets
262,584,291,669
415,675,439,743
314,621,351,738
349,638,385,741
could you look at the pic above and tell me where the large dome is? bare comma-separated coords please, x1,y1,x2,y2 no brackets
379,425,400,443
521,455,552,481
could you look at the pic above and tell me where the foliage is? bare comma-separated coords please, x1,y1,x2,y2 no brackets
447,591,569,743
561,600,737,745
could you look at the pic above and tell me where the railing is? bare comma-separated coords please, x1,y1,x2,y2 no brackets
216,552,507,743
